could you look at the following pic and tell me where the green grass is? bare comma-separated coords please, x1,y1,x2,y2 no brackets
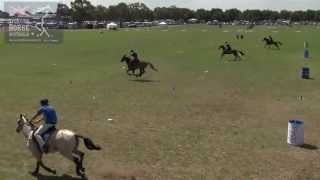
1,25,320,180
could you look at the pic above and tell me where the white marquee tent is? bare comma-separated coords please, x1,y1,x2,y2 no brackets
107,22,118,30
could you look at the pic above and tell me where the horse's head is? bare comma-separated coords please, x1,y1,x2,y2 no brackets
16,114,27,133
218,45,225,50
16,114,34,134
121,55,130,63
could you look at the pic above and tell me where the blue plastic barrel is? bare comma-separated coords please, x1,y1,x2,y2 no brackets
302,67,310,79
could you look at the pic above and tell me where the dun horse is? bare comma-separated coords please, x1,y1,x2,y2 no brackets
16,114,101,178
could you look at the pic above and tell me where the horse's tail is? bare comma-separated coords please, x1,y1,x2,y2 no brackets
238,51,245,56
76,135,101,151
148,63,158,72
278,41,283,46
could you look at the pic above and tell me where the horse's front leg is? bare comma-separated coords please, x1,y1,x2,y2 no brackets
220,53,224,60
39,161,56,175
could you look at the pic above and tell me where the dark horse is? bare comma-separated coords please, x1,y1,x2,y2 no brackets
262,37,283,49
219,45,245,60
121,55,158,77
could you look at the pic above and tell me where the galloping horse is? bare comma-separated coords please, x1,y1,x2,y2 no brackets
262,37,283,49
16,114,101,178
121,55,158,77
219,45,245,60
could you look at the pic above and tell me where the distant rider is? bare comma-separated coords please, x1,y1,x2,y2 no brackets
130,50,140,66
31,99,57,153
268,35,274,42
225,42,232,51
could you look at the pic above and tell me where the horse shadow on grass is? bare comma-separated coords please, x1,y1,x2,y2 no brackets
32,173,85,180
300,144,318,150
130,79,160,83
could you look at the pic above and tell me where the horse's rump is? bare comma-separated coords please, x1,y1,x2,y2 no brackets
45,129,76,152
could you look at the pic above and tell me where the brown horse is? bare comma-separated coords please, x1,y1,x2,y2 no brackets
121,55,158,77
219,45,245,61
262,37,283,49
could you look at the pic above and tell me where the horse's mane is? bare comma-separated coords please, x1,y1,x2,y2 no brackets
219,45,226,49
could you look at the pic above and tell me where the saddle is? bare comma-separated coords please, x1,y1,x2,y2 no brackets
32,126,57,153
131,59,140,68
225,49,234,53
41,126,56,142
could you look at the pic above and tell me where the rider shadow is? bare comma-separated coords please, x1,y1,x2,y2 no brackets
33,173,85,180
130,79,160,83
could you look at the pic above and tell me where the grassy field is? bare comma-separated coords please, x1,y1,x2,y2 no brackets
1,25,320,180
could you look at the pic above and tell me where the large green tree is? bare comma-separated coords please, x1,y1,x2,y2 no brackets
66,0,320,23
196,9,212,21
210,8,224,21
224,9,242,21
128,2,153,21
71,0,95,22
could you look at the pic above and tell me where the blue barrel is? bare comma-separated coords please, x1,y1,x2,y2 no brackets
302,67,310,79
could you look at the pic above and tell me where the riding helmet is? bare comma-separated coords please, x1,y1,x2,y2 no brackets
40,99,49,106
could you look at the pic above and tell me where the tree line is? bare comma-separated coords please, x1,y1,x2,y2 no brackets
1,0,320,22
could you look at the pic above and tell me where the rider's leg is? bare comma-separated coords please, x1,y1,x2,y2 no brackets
34,125,45,151
34,124,53,152
42,124,54,153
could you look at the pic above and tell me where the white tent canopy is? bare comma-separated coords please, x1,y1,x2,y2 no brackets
107,22,118,30
159,22,167,25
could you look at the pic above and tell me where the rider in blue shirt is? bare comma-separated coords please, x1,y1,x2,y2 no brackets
31,99,57,153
